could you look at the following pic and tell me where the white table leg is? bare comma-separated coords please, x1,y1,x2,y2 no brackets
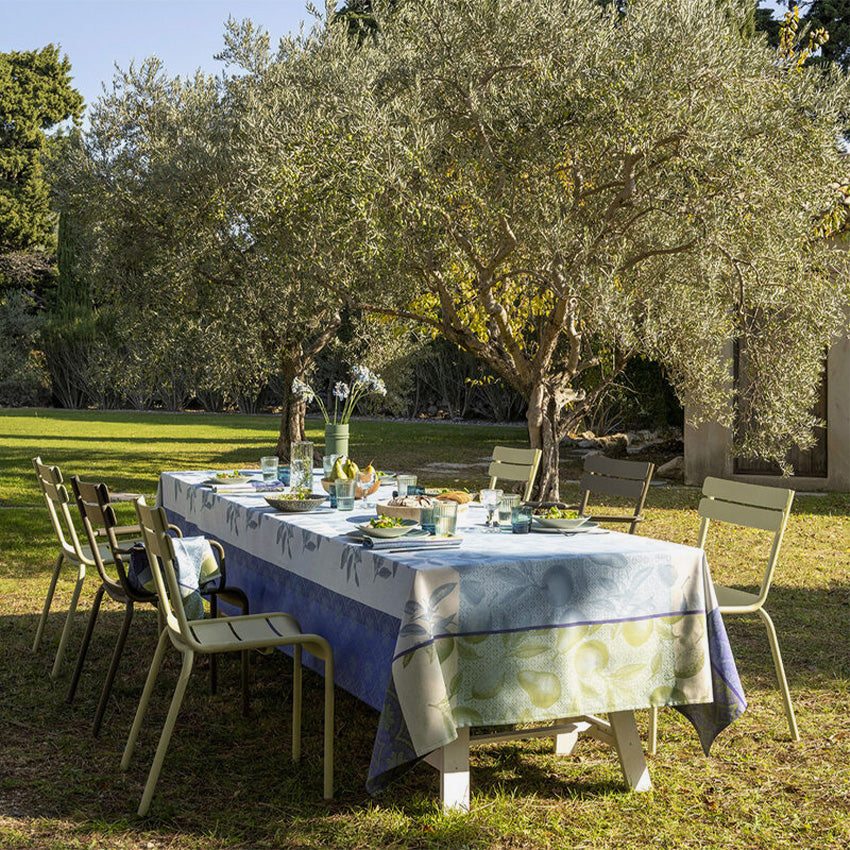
553,719,580,756
426,728,471,812
608,710,652,792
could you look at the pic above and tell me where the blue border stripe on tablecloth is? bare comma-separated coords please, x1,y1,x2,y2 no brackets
391,607,708,663
164,507,401,712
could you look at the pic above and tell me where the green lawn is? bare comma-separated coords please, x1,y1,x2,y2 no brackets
1,409,848,849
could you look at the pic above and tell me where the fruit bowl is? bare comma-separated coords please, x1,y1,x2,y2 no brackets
321,478,381,499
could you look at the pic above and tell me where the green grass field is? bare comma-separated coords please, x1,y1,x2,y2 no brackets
1,409,848,849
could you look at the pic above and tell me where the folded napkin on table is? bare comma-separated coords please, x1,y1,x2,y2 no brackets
361,536,462,552
207,480,286,494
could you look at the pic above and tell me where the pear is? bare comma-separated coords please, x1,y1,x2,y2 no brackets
344,458,359,478
364,462,376,476
331,458,348,481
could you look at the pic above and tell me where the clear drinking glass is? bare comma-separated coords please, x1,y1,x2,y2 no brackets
260,456,279,482
480,488,503,530
322,454,340,479
511,505,533,534
397,474,417,497
357,469,376,508
498,493,521,525
419,503,436,534
335,479,356,511
434,500,458,536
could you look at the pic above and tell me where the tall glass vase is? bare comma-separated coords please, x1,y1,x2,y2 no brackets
290,440,314,491
324,423,349,459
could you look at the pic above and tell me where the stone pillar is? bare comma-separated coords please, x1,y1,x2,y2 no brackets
684,341,734,487
684,417,732,486
827,328,850,491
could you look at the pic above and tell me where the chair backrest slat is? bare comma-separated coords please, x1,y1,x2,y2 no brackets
488,446,542,501
583,454,651,480
579,471,646,500
492,446,539,465
71,475,147,599
488,460,536,482
697,496,786,533
701,476,791,510
134,498,188,637
32,457,89,563
578,457,655,534
71,477,110,529
698,477,794,603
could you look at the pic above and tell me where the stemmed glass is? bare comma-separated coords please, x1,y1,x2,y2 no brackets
480,488,503,531
358,470,377,509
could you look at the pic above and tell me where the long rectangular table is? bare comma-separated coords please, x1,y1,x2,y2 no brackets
158,470,746,809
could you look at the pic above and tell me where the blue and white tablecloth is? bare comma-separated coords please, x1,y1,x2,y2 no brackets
158,470,746,792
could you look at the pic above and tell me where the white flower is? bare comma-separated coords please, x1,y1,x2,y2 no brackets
291,377,314,403
333,381,350,401
372,376,387,397
351,364,370,385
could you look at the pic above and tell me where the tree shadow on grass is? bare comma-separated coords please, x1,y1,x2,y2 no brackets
1,607,657,847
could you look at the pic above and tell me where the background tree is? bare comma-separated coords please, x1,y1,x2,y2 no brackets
51,41,355,454
0,46,83,252
756,2,850,69
280,0,850,498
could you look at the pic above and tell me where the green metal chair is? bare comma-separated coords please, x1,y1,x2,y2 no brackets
648,476,798,753
488,446,543,501
31,457,122,678
65,476,155,734
122,497,334,816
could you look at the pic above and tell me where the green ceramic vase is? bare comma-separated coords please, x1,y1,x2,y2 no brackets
324,423,350,459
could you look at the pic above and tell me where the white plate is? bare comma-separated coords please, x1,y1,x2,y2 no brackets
530,521,600,534
533,515,590,530
346,528,430,542
356,520,420,539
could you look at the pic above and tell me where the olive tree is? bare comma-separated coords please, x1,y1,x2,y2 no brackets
291,0,850,497
52,47,352,453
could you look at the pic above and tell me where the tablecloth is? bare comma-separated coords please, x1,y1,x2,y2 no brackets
158,470,746,792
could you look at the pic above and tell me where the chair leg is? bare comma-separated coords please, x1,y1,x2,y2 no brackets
240,597,250,717
33,552,64,653
51,562,86,679
322,651,334,800
292,645,302,762
241,650,250,718
66,585,104,703
647,707,658,755
122,627,170,770
93,602,134,736
209,595,218,695
137,648,195,817
757,607,800,742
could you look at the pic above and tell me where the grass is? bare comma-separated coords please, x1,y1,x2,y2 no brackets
0,408,848,849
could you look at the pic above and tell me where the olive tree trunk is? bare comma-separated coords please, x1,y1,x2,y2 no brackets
526,384,565,502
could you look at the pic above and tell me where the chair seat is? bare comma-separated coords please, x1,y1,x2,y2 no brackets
184,612,303,653
715,584,760,612
66,540,141,566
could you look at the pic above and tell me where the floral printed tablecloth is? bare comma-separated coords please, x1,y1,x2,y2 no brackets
158,470,746,793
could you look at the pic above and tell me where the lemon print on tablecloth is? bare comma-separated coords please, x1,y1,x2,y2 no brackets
517,670,562,708
573,640,610,676
622,619,654,647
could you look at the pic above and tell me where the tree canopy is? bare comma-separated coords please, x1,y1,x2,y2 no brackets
0,45,83,253
250,0,850,497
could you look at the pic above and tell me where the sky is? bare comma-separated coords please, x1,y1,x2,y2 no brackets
1,0,313,117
